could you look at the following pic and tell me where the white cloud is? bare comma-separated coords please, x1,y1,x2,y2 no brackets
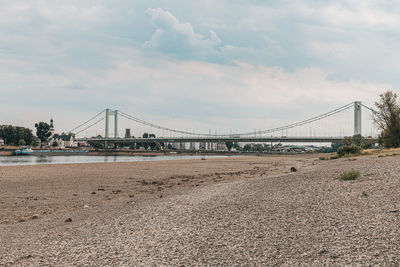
0,1,399,137
144,8,221,57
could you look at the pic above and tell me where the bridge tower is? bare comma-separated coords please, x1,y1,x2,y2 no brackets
105,109,118,138
354,101,362,136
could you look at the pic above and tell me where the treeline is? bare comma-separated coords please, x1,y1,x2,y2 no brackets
0,125,34,146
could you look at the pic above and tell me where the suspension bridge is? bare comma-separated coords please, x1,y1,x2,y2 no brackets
72,101,378,148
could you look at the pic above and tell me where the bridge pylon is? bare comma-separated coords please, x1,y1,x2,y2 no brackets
354,101,362,136
105,109,118,138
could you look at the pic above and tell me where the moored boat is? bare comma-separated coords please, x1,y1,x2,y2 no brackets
14,147,34,155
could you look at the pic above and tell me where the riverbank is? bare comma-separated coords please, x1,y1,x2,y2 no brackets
0,154,399,265
0,148,315,157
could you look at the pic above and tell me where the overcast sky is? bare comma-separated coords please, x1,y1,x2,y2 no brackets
0,0,398,136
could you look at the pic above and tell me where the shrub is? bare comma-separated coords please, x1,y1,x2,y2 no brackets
361,191,369,197
339,170,360,181
337,144,362,157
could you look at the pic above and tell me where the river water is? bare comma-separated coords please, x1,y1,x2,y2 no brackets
0,155,228,166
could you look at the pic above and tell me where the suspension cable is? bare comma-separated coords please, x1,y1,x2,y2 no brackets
74,117,105,136
360,103,378,114
118,102,354,137
68,110,106,133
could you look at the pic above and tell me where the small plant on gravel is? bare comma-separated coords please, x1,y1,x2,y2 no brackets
319,156,327,160
361,191,369,197
339,170,360,181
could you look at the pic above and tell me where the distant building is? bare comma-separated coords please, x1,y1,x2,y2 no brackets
199,142,206,150
125,128,131,138
51,133,76,148
49,118,55,138
216,142,227,151
189,142,196,150
0,138,4,146
46,118,76,148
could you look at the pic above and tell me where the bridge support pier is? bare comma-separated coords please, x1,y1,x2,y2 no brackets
105,109,119,138
354,101,362,136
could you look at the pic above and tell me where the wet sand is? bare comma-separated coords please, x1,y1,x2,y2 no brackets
0,154,399,265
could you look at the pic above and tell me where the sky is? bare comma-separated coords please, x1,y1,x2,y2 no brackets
0,0,399,137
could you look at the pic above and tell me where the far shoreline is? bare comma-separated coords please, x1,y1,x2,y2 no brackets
0,148,318,157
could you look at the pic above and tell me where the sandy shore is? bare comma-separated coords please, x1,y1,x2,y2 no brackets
0,154,399,265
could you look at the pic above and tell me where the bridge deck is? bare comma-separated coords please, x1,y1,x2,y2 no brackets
76,136,371,143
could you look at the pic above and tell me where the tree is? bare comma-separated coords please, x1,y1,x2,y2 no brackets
136,143,142,149
18,139,26,146
0,125,34,145
243,144,252,151
149,142,157,151
374,90,400,148
35,122,52,148
225,141,233,151
331,142,344,152
32,138,39,147
148,134,156,151
52,141,58,147
155,142,162,151
352,134,362,146
142,133,150,150
251,144,264,152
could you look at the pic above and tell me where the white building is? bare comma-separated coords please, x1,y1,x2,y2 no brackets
47,118,76,148
51,134,76,148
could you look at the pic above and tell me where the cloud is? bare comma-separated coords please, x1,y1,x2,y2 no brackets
0,1,398,138
144,8,221,59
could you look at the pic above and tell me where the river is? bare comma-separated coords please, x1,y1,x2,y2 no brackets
0,155,229,166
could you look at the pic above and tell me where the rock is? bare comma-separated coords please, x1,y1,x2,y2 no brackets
290,167,297,172
30,215,39,220
91,191,96,195
319,249,328,255
65,218,72,222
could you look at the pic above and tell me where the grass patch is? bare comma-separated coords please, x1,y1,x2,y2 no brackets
339,170,360,181
337,144,362,157
361,191,369,197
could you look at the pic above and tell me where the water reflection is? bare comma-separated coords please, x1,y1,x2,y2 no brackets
0,155,227,166
36,155,52,164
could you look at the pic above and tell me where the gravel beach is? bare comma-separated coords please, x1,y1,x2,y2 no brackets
0,154,399,265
